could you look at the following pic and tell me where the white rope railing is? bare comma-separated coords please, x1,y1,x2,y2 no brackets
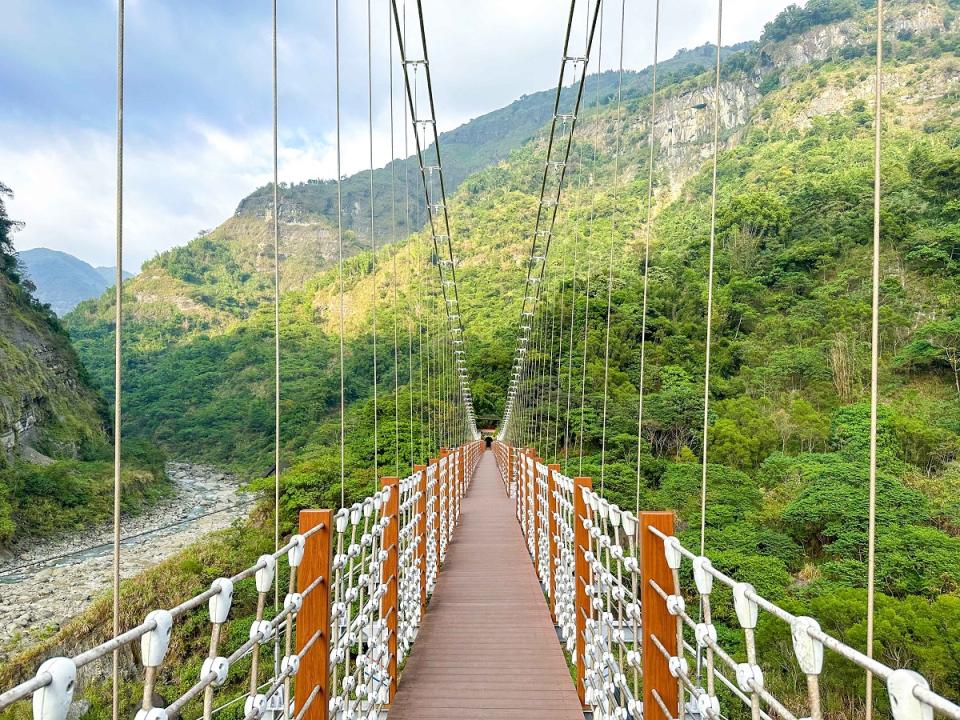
3,526,323,720
326,495,390,718
578,487,643,719
396,471,423,664
2,441,483,720
424,463,439,595
550,468,576,653
645,526,960,720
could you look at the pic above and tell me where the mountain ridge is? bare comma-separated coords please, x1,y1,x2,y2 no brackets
18,247,133,316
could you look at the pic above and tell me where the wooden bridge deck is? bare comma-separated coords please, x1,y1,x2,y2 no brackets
388,450,584,719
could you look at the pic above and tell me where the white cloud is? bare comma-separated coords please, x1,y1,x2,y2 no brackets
2,0,796,270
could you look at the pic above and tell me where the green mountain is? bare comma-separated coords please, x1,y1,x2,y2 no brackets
236,43,747,244
18,247,132,315
62,44,739,376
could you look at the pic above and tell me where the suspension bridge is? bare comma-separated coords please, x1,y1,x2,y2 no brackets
2,0,959,719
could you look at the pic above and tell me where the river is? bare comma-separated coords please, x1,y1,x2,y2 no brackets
0,462,250,655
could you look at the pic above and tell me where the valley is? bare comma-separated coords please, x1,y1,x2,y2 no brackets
0,0,958,714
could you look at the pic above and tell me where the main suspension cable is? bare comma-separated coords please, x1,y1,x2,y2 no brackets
501,0,602,440
391,0,477,437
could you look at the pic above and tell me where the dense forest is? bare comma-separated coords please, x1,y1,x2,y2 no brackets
0,0,949,715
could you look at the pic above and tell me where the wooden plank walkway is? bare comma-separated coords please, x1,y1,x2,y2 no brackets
388,450,584,719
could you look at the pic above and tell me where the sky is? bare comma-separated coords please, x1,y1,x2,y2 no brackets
0,0,795,271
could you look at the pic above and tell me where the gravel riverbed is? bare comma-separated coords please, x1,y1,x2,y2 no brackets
0,462,249,653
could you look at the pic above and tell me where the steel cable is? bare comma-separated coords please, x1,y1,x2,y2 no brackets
599,0,627,496
368,0,380,487
635,0,661,516
335,0,346,507
389,0,401,476
270,0,283,684
865,0,884,714
112,4,124,717
699,0,724,556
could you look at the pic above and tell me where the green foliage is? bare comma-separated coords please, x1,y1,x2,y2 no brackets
761,0,866,43
0,183,28,287
0,453,169,545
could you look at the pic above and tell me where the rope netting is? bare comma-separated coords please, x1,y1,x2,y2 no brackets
499,444,960,720
1,445,482,720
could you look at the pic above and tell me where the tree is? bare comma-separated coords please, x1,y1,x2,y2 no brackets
718,190,790,240
0,181,25,282
644,367,703,457
896,319,960,396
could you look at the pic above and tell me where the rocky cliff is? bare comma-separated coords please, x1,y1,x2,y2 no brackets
0,275,106,460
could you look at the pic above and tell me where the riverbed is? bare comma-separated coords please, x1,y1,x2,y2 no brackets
0,462,250,653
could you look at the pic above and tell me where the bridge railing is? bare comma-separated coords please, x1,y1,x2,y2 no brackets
494,442,960,720
0,440,483,720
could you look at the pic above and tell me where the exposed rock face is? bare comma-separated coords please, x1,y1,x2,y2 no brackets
764,20,862,70
890,3,946,36
0,277,105,460
650,80,760,191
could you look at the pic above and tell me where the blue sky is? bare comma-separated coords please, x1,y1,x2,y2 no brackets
1,0,794,270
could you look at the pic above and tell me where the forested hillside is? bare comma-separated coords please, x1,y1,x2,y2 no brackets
63,44,738,370
49,0,960,709
0,186,167,546
18,248,132,316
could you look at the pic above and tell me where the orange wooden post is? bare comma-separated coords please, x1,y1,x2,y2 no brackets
380,477,399,702
547,463,560,621
530,452,541,566
457,448,467,522
415,464,428,612
296,509,333,720
439,448,449,544
506,444,514,496
641,511,678,720
429,457,439,572
573,476,592,707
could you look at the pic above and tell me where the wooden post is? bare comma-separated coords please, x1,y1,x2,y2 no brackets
573,476,592,707
381,477,400,702
530,452,540,566
429,457,439,574
415,464,427,612
296,509,333,720
547,463,560,621
457,447,465,524
641,511,678,720
506,445,514,496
